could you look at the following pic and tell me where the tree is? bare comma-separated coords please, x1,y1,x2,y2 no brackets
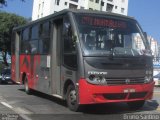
0,0,6,6
0,0,25,7
0,11,27,66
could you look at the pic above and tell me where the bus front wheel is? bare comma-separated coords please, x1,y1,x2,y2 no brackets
127,100,145,110
24,77,32,95
66,84,80,111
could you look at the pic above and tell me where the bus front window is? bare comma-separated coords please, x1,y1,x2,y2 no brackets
75,14,151,57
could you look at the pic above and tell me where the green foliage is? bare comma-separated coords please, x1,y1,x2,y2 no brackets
0,11,27,52
0,0,25,7
0,0,6,4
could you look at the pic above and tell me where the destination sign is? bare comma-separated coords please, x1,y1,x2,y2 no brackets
80,16,127,29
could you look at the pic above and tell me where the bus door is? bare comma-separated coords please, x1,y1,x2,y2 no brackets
51,19,63,95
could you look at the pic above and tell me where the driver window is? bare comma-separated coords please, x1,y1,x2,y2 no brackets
124,34,132,48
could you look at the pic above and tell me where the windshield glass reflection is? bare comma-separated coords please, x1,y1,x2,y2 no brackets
75,14,149,57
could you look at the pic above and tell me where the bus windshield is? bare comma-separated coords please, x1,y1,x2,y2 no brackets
75,14,150,57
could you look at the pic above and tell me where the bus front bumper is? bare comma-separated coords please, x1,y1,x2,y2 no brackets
78,79,154,104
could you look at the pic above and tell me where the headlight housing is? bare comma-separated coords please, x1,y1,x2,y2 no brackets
88,75,107,84
145,69,153,83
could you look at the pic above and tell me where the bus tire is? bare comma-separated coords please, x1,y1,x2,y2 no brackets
24,77,32,95
66,84,80,112
127,100,145,110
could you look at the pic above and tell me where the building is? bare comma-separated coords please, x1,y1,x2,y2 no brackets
148,36,160,76
100,0,128,15
133,34,159,58
134,34,145,50
133,34,160,76
32,0,128,20
148,36,159,58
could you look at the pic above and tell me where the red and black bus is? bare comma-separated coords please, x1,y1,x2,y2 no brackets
11,9,154,111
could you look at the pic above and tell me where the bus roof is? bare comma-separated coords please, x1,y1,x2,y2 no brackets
13,9,135,31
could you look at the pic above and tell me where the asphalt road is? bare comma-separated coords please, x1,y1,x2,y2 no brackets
0,84,160,120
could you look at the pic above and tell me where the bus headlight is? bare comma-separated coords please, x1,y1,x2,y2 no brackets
145,76,152,83
88,75,106,84
145,69,153,83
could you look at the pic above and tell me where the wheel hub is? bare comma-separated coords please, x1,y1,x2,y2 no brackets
69,90,76,105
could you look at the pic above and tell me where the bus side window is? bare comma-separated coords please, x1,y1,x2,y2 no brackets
124,34,132,48
39,22,51,54
63,17,77,69
30,25,39,54
21,28,31,54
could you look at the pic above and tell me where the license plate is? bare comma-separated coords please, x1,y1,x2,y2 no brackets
124,88,136,93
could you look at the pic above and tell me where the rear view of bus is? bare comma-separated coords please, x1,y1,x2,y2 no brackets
69,12,154,111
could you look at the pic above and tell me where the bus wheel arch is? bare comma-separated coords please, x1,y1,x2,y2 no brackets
63,79,74,99
64,79,81,111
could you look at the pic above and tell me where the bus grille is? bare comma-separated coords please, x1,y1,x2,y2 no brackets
128,92,147,99
103,93,127,100
105,77,146,85
103,92,147,100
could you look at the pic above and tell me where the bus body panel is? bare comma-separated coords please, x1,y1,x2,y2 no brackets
14,32,20,83
19,55,40,88
79,79,154,104
11,55,16,82
19,55,53,94
78,56,154,104
34,55,51,94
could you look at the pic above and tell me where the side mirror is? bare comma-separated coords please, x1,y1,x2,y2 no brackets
143,32,147,40
72,35,77,42
143,32,151,49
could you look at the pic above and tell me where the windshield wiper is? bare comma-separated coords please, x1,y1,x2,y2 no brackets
112,47,137,57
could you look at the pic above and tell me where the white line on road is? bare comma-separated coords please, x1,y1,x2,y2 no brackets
1,101,32,120
154,91,160,95
1,102,13,109
14,107,33,114
19,114,32,120
154,90,160,92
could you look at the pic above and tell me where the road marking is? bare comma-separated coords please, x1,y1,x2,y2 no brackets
1,101,32,120
154,90,160,95
13,107,33,114
19,114,32,120
1,102,13,109
154,91,160,93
